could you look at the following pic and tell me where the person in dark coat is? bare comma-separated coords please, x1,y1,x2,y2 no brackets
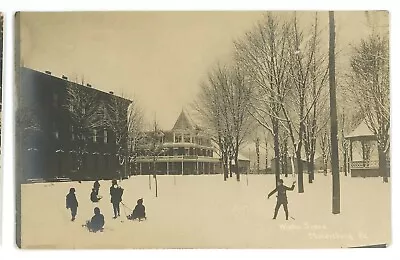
86,207,105,233
267,179,296,220
93,180,100,195
66,187,79,221
90,188,102,203
128,198,146,221
109,179,124,218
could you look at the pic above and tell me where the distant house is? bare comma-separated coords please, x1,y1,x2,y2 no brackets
270,156,308,175
135,110,250,175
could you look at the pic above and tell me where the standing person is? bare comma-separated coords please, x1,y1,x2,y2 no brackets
66,187,79,221
93,180,101,195
110,179,124,218
267,179,296,220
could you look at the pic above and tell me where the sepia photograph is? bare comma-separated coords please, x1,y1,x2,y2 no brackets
15,11,390,249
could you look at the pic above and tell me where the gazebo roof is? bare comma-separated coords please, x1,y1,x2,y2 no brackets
345,120,375,140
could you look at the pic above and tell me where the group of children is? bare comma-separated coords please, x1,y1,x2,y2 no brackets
65,177,296,233
65,179,147,233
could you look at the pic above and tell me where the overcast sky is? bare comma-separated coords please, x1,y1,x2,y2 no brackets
19,11,388,130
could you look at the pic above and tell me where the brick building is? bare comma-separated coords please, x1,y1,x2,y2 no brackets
18,67,131,182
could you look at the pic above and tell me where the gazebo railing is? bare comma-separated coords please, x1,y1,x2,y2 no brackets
350,160,379,169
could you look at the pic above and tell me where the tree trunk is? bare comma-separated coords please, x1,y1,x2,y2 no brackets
343,149,348,176
265,151,268,175
296,148,304,193
378,148,388,183
148,174,151,190
235,157,240,181
229,158,233,178
309,152,315,182
223,154,228,181
155,175,158,197
256,138,260,174
272,121,281,187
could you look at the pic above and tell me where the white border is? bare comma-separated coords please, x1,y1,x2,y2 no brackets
1,1,399,260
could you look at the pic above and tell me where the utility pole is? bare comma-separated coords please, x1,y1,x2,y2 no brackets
329,11,340,214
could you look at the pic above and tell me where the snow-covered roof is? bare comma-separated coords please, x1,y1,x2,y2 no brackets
345,120,375,139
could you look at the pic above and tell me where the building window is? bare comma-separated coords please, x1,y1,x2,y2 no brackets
71,125,75,140
104,130,108,143
184,134,191,143
185,148,189,156
69,104,74,112
175,135,182,143
93,129,97,142
82,107,86,115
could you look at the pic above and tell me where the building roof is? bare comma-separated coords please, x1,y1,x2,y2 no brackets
172,109,197,131
345,120,375,139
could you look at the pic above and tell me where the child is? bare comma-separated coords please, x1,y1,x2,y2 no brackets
66,187,79,221
90,188,102,203
93,180,101,195
110,179,124,218
267,179,296,220
127,198,146,221
85,207,105,233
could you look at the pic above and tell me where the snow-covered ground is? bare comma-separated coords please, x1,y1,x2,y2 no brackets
20,173,391,249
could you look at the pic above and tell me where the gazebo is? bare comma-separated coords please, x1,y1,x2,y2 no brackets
345,121,384,177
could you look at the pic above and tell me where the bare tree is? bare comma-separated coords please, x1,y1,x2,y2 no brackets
273,13,329,192
255,136,260,174
235,13,292,186
65,82,103,177
319,124,331,176
194,68,231,181
104,94,133,178
347,31,389,183
194,64,253,182
127,99,145,176
140,120,166,197
264,132,269,174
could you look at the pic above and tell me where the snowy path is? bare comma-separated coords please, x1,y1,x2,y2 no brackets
21,174,391,248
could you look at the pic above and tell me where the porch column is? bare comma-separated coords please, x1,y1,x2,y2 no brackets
349,140,353,175
196,160,199,175
213,163,216,174
167,161,169,175
182,159,184,175
139,162,142,175
202,162,205,175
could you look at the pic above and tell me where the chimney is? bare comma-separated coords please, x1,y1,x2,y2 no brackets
45,70,52,75
109,91,114,95
62,75,68,80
